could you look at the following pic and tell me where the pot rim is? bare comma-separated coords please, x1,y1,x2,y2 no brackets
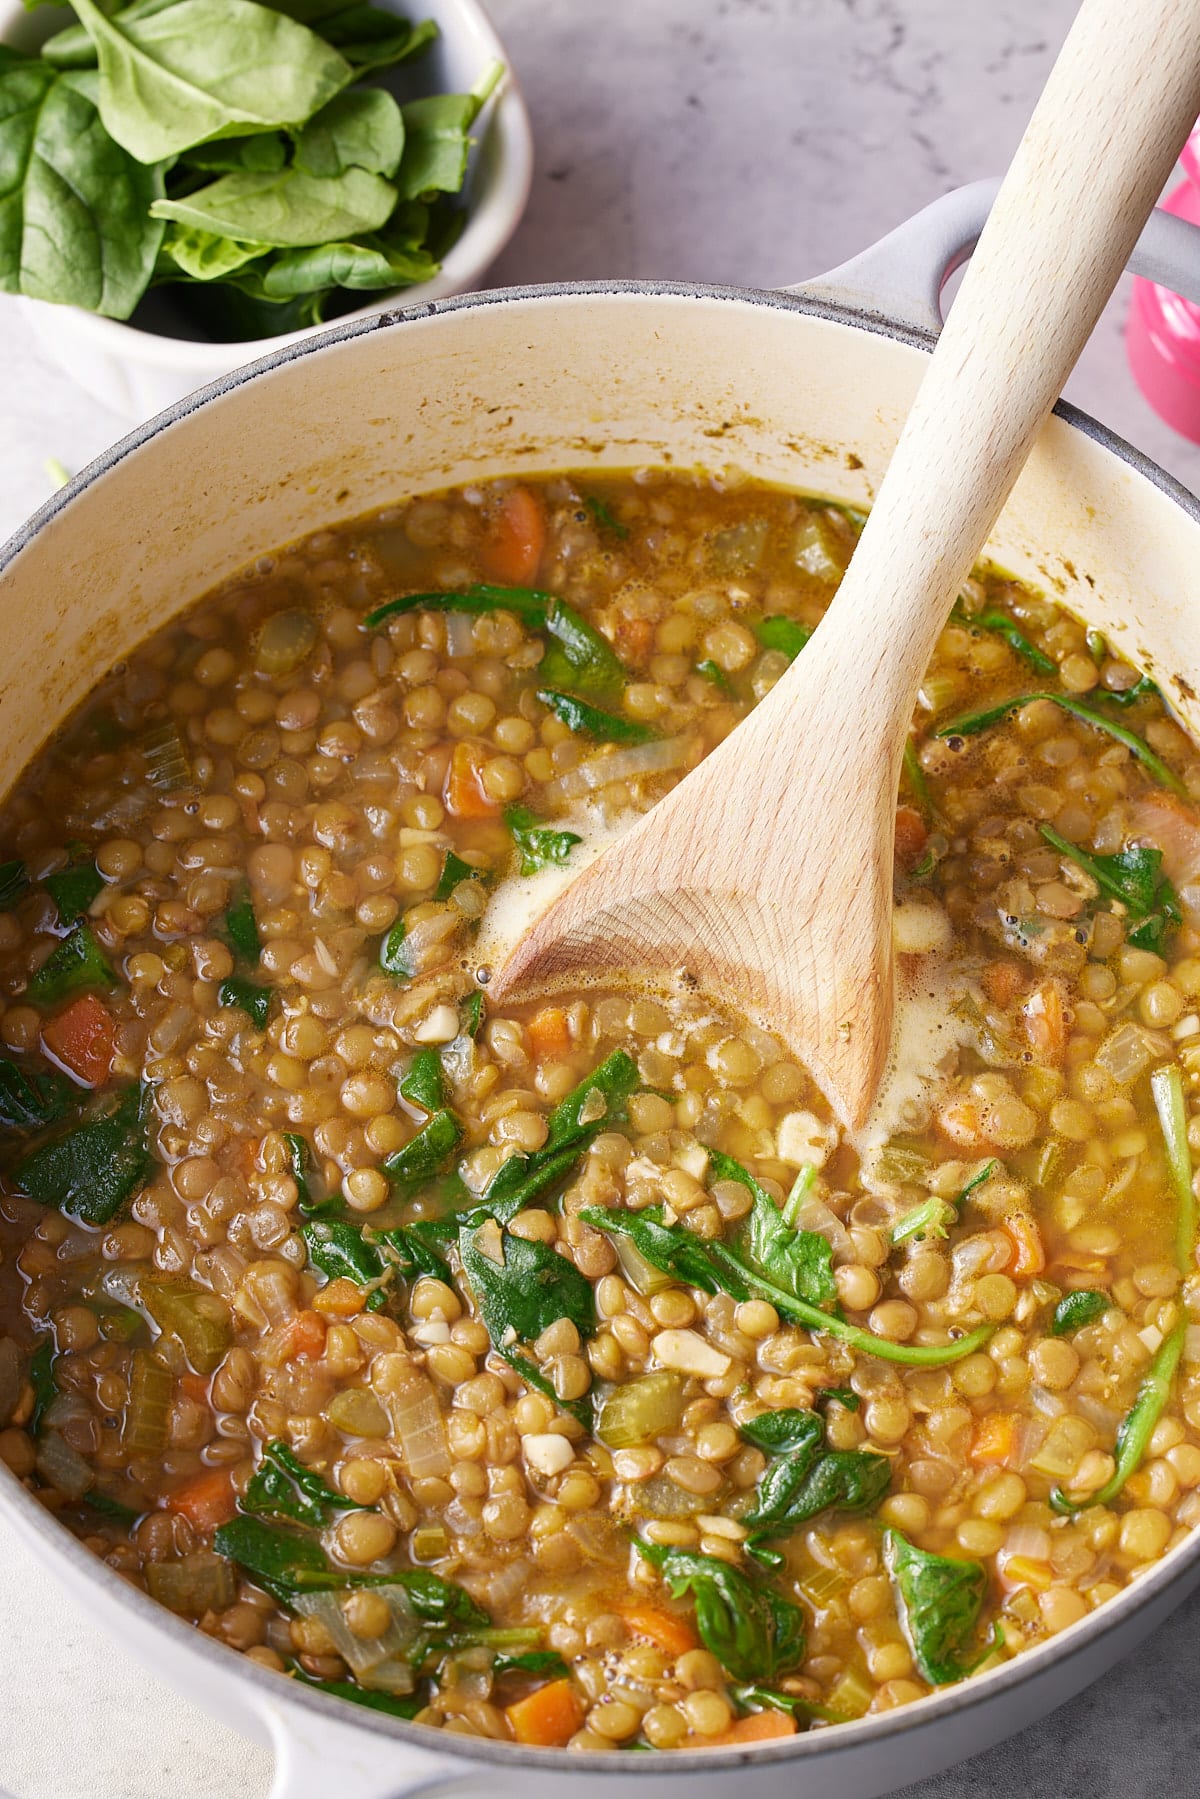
3,273,1200,1773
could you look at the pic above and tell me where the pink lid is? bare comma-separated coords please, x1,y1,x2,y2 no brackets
1126,137,1200,443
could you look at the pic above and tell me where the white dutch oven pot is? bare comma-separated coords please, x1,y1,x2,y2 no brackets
3,182,1200,1799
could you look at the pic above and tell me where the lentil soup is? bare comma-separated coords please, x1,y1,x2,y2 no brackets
2,471,1200,1752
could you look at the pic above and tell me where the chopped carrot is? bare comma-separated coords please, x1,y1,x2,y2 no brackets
893,805,928,872
982,959,1025,1008
178,1372,211,1406
710,1710,798,1747
615,615,655,665
969,1411,1018,1467
42,993,115,1086
618,1603,698,1657
1023,980,1069,1066
527,1006,571,1061
481,486,546,587
167,1467,238,1532
312,1277,367,1319
1001,1555,1054,1592
1002,1213,1046,1280
282,1310,327,1360
505,1678,585,1747
445,740,500,820
939,1094,989,1150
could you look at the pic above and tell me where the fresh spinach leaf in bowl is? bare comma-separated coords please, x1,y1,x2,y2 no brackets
0,0,501,334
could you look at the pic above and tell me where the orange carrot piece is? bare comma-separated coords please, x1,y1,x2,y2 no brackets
982,959,1025,1008
445,740,500,820
1002,1213,1046,1280
312,1277,367,1319
178,1372,211,1406
481,486,546,587
710,1710,798,1747
615,615,655,666
42,993,115,1086
527,1006,572,1061
1001,1555,1054,1592
168,1467,238,1532
505,1678,585,1747
618,1603,699,1658
893,805,928,871
282,1310,327,1360
1023,980,1069,1066
969,1411,1018,1467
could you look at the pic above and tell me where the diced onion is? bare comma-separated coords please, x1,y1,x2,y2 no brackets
1095,1022,1159,1085
292,1588,419,1688
999,1525,1051,1570
444,612,475,658
541,736,695,806
35,1430,92,1499
386,1366,451,1479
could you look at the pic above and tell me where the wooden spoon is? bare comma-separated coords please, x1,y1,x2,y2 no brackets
488,0,1200,1129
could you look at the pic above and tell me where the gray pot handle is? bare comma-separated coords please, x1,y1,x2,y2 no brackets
793,174,1200,335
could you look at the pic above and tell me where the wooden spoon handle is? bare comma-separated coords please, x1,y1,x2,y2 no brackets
802,0,1200,741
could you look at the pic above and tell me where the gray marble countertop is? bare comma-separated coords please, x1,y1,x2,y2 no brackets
2,2,1199,1794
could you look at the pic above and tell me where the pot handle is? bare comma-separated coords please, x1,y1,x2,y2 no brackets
261,1695,505,1799
792,174,1200,335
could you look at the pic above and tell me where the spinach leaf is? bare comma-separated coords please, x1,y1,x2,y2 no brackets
222,889,260,962
152,166,397,249
393,1566,488,1630
476,1049,639,1221
0,861,28,910
884,1529,991,1686
491,1649,569,1679
382,1109,462,1197
742,1408,890,1537
395,87,483,201
1040,825,1180,957
536,687,656,745
377,1221,451,1284
753,616,811,661
635,1542,806,1683
399,1048,445,1115
69,0,351,164
364,583,625,695
291,1671,423,1720
902,738,934,820
581,1206,996,1368
27,921,115,1003
1051,1289,1109,1336
283,1131,315,1210
732,1684,848,1727
888,1161,996,1248
1050,1318,1185,1514
0,1058,74,1132
295,87,403,178
244,1438,365,1527
816,1387,859,1412
181,133,288,173
302,1217,387,1309
43,858,103,926
936,692,1186,796
15,1084,152,1226
28,1340,57,1437
319,7,438,74
696,659,734,695
504,805,581,877
583,494,627,539
0,60,165,319
740,1408,824,1458
435,851,475,902
218,976,271,1028
459,1223,595,1347
1104,673,1160,708
710,1150,836,1310
461,990,485,1038
214,1513,334,1602
257,233,437,296
378,917,415,979
953,604,1055,675
159,225,270,280
83,1487,141,1525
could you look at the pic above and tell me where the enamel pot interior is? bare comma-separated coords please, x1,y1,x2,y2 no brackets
4,283,1200,1799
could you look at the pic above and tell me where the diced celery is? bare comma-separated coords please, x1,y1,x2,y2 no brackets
147,1552,238,1618
411,1524,449,1561
798,1562,847,1608
793,513,849,582
614,1233,672,1296
328,1387,389,1437
826,1666,872,1718
124,1350,171,1455
140,1282,232,1376
1029,1415,1093,1479
597,1371,686,1448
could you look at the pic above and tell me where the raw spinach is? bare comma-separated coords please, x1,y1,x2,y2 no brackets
68,0,350,163
0,59,165,319
535,687,656,745
294,86,403,179
152,165,397,248
218,976,271,1028
319,7,437,75
753,616,811,661
1041,825,1180,956
222,889,261,962
0,861,28,910
711,1150,836,1310
635,1542,806,1683
884,1529,991,1686
15,1084,152,1226
244,1438,365,1527
936,692,1186,796
382,1109,462,1196
399,1048,445,1115
0,1058,74,1132
364,584,626,695
504,805,582,877
159,226,269,280
26,921,115,1003
43,858,103,925
395,72,495,201
1050,1289,1109,1336
581,1206,995,1368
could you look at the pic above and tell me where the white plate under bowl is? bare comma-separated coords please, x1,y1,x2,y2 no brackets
0,0,534,417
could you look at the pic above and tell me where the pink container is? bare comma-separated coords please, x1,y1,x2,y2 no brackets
1127,131,1200,442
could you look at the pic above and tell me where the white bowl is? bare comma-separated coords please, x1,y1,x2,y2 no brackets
0,0,533,417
